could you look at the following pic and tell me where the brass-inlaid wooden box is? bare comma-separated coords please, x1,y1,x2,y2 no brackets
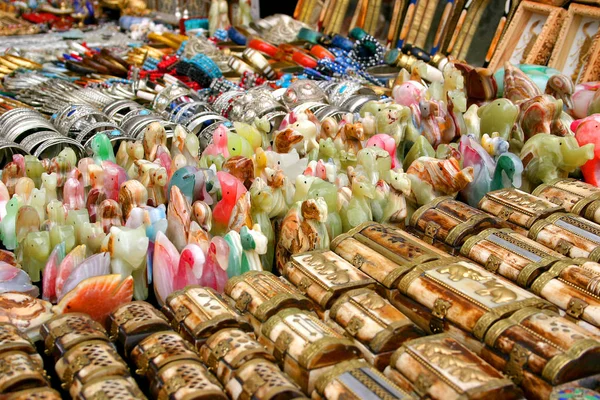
54,340,129,398
0,351,48,394
533,178,600,224
0,322,39,358
461,228,564,287
199,328,275,386
531,258,600,327
162,286,252,348
224,358,305,400
484,307,600,386
4,387,62,400
130,331,201,381
331,222,449,289
328,288,423,370
225,271,314,333
150,359,226,400
529,213,600,260
40,313,108,360
75,375,146,400
394,258,555,340
385,334,522,400
259,308,361,393
410,197,502,252
314,359,415,400
479,188,564,233
107,301,172,356
283,250,376,310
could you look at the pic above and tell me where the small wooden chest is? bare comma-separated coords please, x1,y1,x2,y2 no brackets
224,358,305,400
532,178,600,224
531,258,600,327
0,351,48,394
40,313,108,360
259,308,361,393
479,188,564,233
199,328,275,386
130,331,201,381
3,387,62,400
460,228,564,287
54,340,129,397
225,271,314,333
529,213,600,261
314,359,415,400
150,359,226,400
330,222,448,289
75,375,146,400
328,288,423,370
385,334,522,400
162,286,252,348
410,197,502,252
484,307,600,386
395,258,554,340
283,250,376,310
107,301,172,356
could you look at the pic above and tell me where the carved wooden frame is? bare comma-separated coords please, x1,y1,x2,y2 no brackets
488,1,566,71
549,3,600,84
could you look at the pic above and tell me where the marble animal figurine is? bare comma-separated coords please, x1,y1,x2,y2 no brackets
546,74,575,112
25,156,44,189
477,98,519,141
366,134,399,169
200,236,229,293
573,82,600,119
340,175,375,232
166,185,192,252
503,62,542,103
573,114,600,186
142,121,168,161
102,225,149,300
276,198,329,273
63,176,85,211
102,161,128,202
0,197,20,250
520,133,595,187
80,222,106,255
249,178,274,272
22,231,51,283
405,157,474,206
307,178,342,240
119,180,148,221
90,133,116,164
459,135,523,207
97,199,123,234
15,206,40,244
517,95,569,141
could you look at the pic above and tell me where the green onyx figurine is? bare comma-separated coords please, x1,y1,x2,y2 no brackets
478,99,519,141
66,209,90,245
25,156,44,188
90,133,116,164
340,176,375,232
520,133,595,188
249,178,275,272
0,197,21,250
50,224,76,254
307,178,342,240
403,136,435,171
22,231,51,282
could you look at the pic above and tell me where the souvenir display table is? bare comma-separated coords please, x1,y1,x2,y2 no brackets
2,0,600,399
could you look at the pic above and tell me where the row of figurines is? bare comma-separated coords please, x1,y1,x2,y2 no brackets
5,246,600,400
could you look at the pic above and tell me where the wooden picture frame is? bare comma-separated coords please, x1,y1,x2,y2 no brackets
488,1,566,71
549,3,600,84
